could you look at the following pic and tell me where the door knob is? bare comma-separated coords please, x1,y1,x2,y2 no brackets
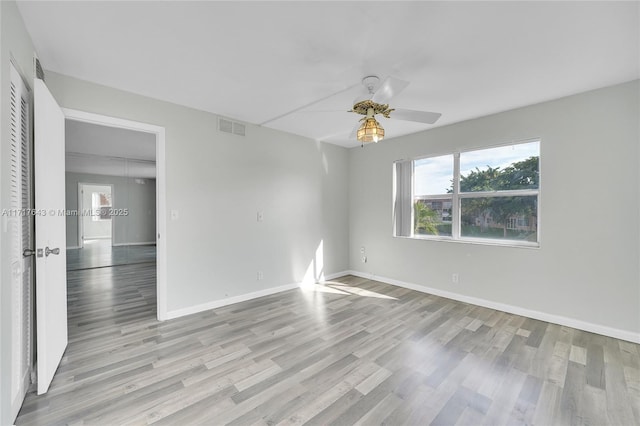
45,247,60,256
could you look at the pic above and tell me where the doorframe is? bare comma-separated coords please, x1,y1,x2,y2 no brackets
77,182,115,247
62,108,168,320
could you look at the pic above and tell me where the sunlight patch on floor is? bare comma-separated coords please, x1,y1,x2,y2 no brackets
302,281,397,300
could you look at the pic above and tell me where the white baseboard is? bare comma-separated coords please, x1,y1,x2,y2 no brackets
165,282,300,320
346,270,640,344
165,270,351,320
112,241,156,247
322,270,351,281
10,367,30,423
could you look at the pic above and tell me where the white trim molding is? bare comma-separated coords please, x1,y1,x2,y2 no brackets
165,283,300,320
346,270,640,344
112,242,156,247
165,270,351,320
321,271,351,282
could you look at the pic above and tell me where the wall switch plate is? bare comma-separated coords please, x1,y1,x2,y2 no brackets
257,271,264,280
452,273,459,284
257,211,264,222
170,209,179,220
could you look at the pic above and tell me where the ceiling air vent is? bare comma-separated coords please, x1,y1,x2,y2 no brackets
218,118,233,133
218,117,246,137
34,56,45,81
232,122,245,136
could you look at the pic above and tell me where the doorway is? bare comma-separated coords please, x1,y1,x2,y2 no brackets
63,109,167,320
66,120,158,271
79,183,113,244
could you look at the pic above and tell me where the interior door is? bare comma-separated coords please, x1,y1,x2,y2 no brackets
34,78,67,395
9,63,33,421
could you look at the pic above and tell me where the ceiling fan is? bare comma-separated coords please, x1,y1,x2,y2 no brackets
349,75,441,145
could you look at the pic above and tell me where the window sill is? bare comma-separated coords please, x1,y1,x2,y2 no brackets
396,234,540,249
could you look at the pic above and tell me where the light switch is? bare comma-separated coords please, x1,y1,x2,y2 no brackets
170,209,179,221
257,211,264,222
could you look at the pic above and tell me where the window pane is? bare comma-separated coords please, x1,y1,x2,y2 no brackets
414,198,453,237
92,192,112,221
460,196,537,242
414,154,454,196
459,141,539,192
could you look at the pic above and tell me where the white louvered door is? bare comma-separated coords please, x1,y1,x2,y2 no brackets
9,64,33,421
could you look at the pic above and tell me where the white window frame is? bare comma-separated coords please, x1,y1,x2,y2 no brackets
396,139,541,248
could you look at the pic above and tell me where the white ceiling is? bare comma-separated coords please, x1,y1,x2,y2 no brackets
66,119,156,178
18,1,639,148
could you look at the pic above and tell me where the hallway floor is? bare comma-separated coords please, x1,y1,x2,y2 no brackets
66,239,156,270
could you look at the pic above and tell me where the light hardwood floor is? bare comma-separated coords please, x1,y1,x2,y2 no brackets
16,264,640,425
66,239,156,271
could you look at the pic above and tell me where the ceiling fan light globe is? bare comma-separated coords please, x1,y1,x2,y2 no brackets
357,117,385,143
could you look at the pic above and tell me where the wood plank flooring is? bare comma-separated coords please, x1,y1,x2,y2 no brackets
16,265,640,425
66,239,156,271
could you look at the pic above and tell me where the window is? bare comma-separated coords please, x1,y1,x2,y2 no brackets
394,140,540,246
92,192,112,221
413,154,454,236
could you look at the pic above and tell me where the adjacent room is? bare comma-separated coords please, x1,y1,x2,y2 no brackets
65,119,158,270
1,1,638,425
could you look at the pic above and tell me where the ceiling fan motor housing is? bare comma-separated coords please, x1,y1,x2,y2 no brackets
362,75,380,93
350,100,394,119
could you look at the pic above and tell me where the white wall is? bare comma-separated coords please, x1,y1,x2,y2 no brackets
65,173,157,247
0,1,37,424
45,71,350,315
349,80,640,340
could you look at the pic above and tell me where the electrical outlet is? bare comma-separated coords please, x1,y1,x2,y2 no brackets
257,271,264,280
452,273,459,284
361,256,367,263
360,246,366,254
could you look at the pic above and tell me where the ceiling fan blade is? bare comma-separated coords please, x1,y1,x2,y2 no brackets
371,76,409,104
390,108,442,124
295,109,345,113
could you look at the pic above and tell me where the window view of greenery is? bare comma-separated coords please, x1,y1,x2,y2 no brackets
459,143,539,242
460,195,537,241
414,198,453,236
414,154,453,237
412,141,540,244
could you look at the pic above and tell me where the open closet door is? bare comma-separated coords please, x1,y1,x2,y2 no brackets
34,78,67,394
